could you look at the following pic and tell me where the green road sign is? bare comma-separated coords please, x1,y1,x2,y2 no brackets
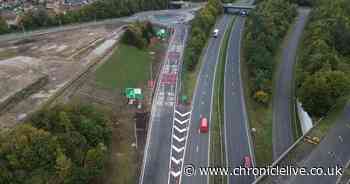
125,88,144,100
156,29,167,39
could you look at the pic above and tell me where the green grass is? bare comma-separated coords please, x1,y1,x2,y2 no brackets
210,17,234,184
95,44,152,89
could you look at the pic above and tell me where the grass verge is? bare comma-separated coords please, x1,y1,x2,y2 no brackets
95,40,165,184
210,17,234,184
95,43,152,90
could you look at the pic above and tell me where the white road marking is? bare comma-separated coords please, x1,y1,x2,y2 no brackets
175,118,189,125
174,125,187,133
173,134,186,142
172,145,185,153
171,157,182,165
171,171,181,177
175,110,191,117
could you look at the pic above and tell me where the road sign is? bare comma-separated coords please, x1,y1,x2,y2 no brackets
125,88,144,100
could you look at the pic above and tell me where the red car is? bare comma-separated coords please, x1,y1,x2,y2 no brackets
243,156,252,168
199,117,209,133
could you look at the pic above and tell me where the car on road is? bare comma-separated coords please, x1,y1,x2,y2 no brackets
212,29,219,38
199,117,209,133
243,156,252,168
240,10,248,16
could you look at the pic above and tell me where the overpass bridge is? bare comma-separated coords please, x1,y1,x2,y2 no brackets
223,3,256,14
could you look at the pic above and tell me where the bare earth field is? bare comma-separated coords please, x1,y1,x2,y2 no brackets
0,23,124,131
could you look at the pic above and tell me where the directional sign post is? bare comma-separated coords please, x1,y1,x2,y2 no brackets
125,88,144,100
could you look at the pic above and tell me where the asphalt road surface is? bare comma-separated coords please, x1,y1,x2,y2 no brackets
181,15,232,184
272,8,310,159
140,24,187,184
288,104,350,184
224,16,255,184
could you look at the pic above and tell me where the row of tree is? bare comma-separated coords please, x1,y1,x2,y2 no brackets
244,0,297,104
0,104,112,184
183,0,222,72
0,0,169,34
0,16,10,34
122,21,155,49
297,0,350,117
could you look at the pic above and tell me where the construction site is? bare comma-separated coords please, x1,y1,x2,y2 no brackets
0,23,125,132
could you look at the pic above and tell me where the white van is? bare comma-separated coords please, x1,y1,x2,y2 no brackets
213,29,219,38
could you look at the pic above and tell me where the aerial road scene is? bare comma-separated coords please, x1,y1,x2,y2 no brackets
0,0,349,184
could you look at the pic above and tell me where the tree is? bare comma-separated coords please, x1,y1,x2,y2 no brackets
299,71,350,116
332,20,350,56
183,0,222,72
254,90,269,104
84,143,107,176
55,151,73,183
0,16,9,35
0,124,61,183
244,0,297,103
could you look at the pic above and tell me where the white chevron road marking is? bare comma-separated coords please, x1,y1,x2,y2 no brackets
171,170,181,177
171,157,182,165
172,145,184,153
175,110,191,117
174,125,187,133
173,134,185,142
174,118,189,125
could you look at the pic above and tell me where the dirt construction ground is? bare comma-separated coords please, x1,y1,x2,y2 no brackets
0,23,124,132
